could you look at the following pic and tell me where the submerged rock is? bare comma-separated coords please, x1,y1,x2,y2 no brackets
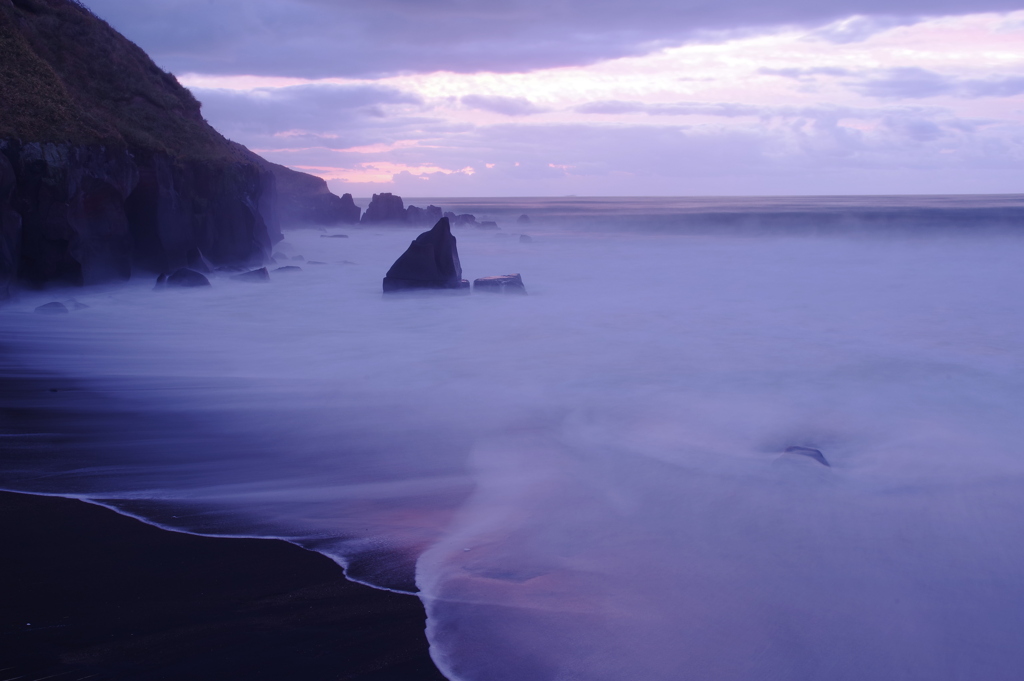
473,273,527,295
65,298,89,310
166,268,211,288
783,446,830,467
320,234,349,238
232,267,271,283
383,217,464,293
273,265,302,273
35,301,69,314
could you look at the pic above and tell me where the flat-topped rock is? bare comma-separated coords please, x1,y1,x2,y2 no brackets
473,273,527,295
383,217,464,293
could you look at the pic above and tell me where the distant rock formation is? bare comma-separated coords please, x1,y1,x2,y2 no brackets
407,204,443,224
382,217,467,293
362,193,408,224
517,214,530,224
473,273,527,295
0,0,277,295
519,234,533,243
477,221,499,230
443,211,479,227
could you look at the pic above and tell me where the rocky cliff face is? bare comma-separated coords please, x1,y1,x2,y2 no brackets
262,159,360,227
0,0,276,296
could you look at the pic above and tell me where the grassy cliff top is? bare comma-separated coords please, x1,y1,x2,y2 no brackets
0,0,245,161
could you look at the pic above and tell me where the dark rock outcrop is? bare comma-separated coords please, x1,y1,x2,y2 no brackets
166,268,210,288
477,221,499,230
362,193,407,224
473,273,527,295
0,0,275,292
382,217,465,293
407,204,442,225
273,265,301,273
517,214,530,224
231,267,270,283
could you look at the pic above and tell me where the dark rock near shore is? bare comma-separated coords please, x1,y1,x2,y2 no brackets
321,233,349,238
383,217,464,293
0,150,20,300
362,192,407,224
166,268,211,288
474,273,527,294
273,265,301,273
34,301,68,314
232,267,271,283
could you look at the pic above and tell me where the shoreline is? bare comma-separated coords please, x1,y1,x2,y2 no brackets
0,490,448,680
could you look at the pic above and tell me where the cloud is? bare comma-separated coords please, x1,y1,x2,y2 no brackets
851,68,1024,99
461,95,548,116
758,67,854,80
807,15,919,43
82,0,1024,78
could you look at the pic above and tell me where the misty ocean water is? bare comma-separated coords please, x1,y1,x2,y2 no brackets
3,196,1024,680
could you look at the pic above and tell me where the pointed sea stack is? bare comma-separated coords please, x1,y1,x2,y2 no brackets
383,218,468,293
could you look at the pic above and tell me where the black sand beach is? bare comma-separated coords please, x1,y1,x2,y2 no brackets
0,490,447,680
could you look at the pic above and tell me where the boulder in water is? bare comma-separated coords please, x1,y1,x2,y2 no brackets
519,234,533,243
383,217,464,293
517,214,530,224
473,273,527,295
35,301,69,314
232,267,271,283
166,268,211,288
783,446,830,467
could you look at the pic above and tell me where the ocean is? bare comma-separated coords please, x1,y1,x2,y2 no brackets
3,195,1024,680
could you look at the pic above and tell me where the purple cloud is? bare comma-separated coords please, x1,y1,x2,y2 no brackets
83,0,1024,78
461,95,548,116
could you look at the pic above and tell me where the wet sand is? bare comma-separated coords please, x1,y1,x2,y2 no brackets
0,490,447,680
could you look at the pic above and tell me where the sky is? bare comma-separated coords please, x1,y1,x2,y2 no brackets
88,0,1024,196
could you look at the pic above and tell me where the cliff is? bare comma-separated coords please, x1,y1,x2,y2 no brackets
0,0,275,295
263,160,360,227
